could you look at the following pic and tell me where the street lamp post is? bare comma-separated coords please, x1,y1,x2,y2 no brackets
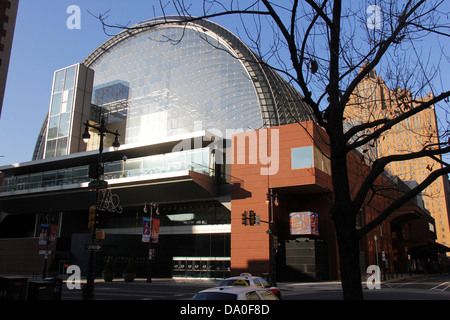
81,117,120,300
265,188,279,286
374,234,379,268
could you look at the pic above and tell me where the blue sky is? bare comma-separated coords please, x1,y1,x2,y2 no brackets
0,0,244,166
0,0,163,165
0,1,449,166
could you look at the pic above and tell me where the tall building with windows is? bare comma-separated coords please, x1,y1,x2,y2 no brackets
0,0,19,117
344,67,450,247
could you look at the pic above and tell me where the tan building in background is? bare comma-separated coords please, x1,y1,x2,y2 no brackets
344,66,450,247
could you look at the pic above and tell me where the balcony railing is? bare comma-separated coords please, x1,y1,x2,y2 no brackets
1,148,211,194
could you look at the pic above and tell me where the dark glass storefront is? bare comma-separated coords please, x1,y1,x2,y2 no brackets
69,200,231,279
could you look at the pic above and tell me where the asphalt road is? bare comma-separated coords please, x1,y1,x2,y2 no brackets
60,274,450,300
61,278,221,300
280,274,450,300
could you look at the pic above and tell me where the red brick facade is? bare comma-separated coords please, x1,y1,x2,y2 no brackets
230,121,440,280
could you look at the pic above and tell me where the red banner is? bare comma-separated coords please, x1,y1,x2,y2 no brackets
151,218,160,243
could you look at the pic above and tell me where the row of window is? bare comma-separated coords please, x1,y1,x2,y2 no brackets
1,148,211,193
89,26,262,146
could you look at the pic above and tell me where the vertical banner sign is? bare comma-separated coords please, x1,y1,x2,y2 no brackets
39,224,50,245
151,219,160,244
142,217,151,243
310,213,319,236
49,224,58,242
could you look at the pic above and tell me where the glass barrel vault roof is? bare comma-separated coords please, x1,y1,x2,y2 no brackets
82,17,314,143
34,17,314,159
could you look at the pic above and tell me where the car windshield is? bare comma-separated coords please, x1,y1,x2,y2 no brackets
217,279,250,287
192,292,238,300
260,279,271,288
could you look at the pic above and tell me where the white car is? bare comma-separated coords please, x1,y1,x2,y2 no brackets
192,286,279,300
216,273,281,299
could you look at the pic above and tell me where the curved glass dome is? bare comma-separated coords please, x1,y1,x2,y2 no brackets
87,25,261,144
83,17,314,144
34,18,314,159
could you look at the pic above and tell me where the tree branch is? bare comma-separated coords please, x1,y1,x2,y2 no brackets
346,90,450,151
353,143,450,221
339,0,426,110
357,164,450,238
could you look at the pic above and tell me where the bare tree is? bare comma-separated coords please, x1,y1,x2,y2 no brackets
92,0,450,299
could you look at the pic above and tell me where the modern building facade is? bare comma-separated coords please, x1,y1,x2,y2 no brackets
230,122,446,281
344,67,450,248
0,17,446,282
0,17,315,279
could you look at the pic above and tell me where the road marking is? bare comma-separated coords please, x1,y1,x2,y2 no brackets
430,281,450,291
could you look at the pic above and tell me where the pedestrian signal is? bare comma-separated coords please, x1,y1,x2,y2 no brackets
88,206,97,229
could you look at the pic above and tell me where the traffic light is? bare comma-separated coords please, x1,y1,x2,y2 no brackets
249,210,256,226
274,236,279,249
88,162,104,179
241,211,248,225
88,206,97,229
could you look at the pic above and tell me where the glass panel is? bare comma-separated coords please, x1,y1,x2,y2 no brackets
53,70,65,92
42,171,57,187
3,176,16,191
142,154,164,173
58,113,71,137
50,93,62,116
55,137,68,157
45,140,56,158
16,176,29,190
164,152,186,172
291,146,314,169
124,158,143,177
66,89,74,110
64,66,76,90
72,166,89,183
29,173,42,189
47,116,59,140
245,291,261,300
57,169,72,185
104,161,123,173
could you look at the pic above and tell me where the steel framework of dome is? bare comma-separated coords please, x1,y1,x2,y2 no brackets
34,17,314,160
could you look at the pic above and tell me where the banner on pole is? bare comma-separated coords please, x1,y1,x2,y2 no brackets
142,217,151,243
39,224,50,245
151,219,160,243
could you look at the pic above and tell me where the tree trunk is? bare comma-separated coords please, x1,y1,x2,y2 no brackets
335,217,364,300
328,130,364,300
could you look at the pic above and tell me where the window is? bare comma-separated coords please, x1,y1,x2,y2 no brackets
260,279,271,288
245,291,261,300
258,290,278,300
253,279,262,287
291,146,314,169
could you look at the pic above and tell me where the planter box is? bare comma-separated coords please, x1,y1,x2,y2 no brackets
123,273,136,282
102,272,115,282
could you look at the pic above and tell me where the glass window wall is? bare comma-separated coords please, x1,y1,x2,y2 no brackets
1,148,211,193
89,26,263,146
44,65,77,158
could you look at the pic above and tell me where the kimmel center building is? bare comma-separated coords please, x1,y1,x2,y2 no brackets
0,17,446,282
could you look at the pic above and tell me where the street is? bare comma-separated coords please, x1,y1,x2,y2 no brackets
60,274,450,300
61,278,221,300
281,274,450,300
